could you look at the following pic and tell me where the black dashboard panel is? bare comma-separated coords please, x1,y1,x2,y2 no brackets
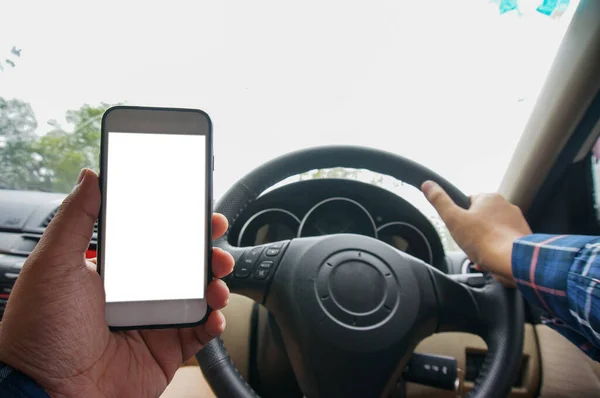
228,179,447,271
299,197,377,238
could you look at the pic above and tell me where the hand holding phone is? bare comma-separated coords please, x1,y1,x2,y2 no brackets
0,167,233,396
99,106,214,329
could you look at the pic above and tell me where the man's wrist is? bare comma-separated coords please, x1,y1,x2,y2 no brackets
0,362,50,397
479,235,519,281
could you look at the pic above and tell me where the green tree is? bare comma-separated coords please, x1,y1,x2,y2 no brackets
32,103,110,192
0,100,109,193
0,47,40,190
0,98,39,190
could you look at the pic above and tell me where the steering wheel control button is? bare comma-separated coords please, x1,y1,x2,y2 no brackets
241,247,264,267
316,250,399,328
265,248,280,256
234,265,252,278
257,260,273,270
231,241,289,285
234,246,265,278
254,268,270,279
268,242,284,249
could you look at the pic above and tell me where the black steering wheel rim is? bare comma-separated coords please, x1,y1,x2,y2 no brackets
197,145,524,398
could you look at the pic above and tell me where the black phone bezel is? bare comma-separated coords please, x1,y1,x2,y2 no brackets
98,105,213,331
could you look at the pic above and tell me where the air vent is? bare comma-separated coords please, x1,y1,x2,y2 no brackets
41,208,59,228
461,259,478,274
41,207,98,233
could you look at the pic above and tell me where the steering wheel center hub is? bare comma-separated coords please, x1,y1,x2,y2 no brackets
316,250,399,328
330,261,386,313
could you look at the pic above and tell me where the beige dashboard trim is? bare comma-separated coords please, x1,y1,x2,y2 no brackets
535,324,600,397
406,324,539,398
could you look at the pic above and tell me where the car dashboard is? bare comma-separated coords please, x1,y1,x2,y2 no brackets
0,179,468,322
0,180,544,398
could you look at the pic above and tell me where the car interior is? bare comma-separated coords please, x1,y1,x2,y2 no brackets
1,1,600,397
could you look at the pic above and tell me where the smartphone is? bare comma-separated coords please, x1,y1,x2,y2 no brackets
98,106,213,330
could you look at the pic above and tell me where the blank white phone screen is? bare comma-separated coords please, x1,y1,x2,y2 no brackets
103,132,206,303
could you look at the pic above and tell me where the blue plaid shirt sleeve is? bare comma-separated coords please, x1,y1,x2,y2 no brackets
512,234,600,360
0,362,49,397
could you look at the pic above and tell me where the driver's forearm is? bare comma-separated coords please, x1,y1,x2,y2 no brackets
512,234,600,360
0,362,49,397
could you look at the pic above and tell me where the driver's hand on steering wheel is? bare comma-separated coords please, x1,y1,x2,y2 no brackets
0,169,235,397
422,180,532,286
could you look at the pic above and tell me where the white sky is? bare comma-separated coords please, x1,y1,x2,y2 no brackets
0,0,579,214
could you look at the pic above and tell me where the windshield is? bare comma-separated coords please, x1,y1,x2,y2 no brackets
0,0,579,201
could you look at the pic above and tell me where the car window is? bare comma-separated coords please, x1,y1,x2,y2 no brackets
0,0,580,197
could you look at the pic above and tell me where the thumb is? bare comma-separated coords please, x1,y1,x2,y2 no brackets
421,180,463,223
40,169,101,257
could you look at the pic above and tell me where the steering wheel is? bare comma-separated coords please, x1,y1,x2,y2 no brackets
196,146,524,398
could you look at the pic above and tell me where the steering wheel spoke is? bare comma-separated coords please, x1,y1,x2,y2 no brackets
426,268,523,339
221,240,290,303
425,269,492,335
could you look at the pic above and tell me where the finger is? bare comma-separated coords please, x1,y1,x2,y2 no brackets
469,193,482,200
212,248,234,278
86,259,97,271
137,309,227,381
212,214,229,240
179,310,226,361
38,169,100,258
421,180,464,223
206,279,230,310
